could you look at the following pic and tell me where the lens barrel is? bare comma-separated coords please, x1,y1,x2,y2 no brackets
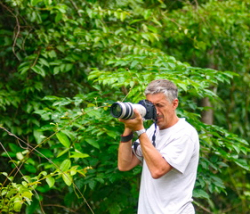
110,102,134,119
110,100,155,120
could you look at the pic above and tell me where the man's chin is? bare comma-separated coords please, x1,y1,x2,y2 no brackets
157,120,167,130
156,117,163,123
156,120,163,127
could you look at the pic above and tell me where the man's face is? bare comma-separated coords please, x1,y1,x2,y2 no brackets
146,93,178,130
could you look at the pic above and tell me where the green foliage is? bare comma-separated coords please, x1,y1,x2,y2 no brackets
0,173,34,213
0,0,250,213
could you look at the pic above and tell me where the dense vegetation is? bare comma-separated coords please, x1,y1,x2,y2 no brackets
0,0,250,213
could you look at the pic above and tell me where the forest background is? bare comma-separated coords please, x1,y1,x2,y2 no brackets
0,0,250,213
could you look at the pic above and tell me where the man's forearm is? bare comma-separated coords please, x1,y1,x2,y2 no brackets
118,127,141,171
118,140,133,171
118,128,133,170
138,133,172,178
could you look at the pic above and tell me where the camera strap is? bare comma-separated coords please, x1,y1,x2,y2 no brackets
152,122,157,147
133,122,157,156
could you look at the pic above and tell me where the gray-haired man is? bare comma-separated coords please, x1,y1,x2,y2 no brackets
118,79,199,214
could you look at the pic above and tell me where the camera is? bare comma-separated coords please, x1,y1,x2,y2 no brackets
110,100,157,121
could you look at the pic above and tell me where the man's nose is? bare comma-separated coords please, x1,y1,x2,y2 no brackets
155,106,160,115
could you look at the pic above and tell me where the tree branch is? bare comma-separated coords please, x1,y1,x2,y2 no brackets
0,2,21,61
69,0,82,17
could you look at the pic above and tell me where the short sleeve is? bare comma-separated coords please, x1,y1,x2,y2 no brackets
161,134,195,174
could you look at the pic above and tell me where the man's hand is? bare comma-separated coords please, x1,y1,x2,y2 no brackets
119,109,144,131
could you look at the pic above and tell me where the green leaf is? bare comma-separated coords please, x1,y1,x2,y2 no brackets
130,60,139,69
59,159,71,172
38,58,50,67
85,138,100,149
70,165,79,176
57,148,70,158
33,129,43,144
13,197,23,212
46,175,55,188
56,45,66,53
56,132,71,148
70,151,89,159
44,0,52,6
193,189,210,199
9,143,23,153
37,148,54,158
22,191,33,199
62,172,72,186
88,180,96,190
55,12,63,23
234,159,250,170
31,65,46,77
31,0,42,6
24,164,37,173
38,171,47,179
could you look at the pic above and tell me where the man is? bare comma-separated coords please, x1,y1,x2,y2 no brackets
118,79,200,214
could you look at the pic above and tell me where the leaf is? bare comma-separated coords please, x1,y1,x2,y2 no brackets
60,159,71,172
70,151,89,159
56,132,71,148
31,0,42,6
130,60,139,69
24,164,37,173
55,12,63,23
33,129,43,144
13,197,23,212
46,175,55,188
193,189,210,199
9,143,23,153
44,0,52,6
64,63,73,72
16,152,24,160
31,65,46,77
177,83,188,91
234,159,250,170
70,165,79,176
38,171,47,177
56,45,66,53
57,148,70,158
22,191,33,199
39,58,50,67
37,148,54,158
85,138,100,149
88,180,96,190
62,173,72,186
53,66,60,75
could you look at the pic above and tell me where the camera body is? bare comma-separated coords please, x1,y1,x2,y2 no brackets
110,100,157,121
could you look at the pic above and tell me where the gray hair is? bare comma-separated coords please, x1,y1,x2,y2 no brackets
144,79,178,102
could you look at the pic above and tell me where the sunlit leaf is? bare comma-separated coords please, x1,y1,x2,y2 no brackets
62,172,72,186
60,159,71,172
56,132,71,148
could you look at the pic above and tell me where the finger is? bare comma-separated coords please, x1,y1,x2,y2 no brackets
119,118,125,123
133,108,141,118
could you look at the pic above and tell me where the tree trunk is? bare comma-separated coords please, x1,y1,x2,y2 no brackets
200,97,213,125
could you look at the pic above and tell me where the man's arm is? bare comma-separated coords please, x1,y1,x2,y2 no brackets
119,109,172,178
118,127,141,171
138,132,172,179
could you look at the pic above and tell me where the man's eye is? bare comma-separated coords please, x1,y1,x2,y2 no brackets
156,104,163,108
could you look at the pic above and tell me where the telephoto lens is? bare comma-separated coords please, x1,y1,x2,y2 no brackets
110,102,146,120
110,100,157,120
111,103,123,117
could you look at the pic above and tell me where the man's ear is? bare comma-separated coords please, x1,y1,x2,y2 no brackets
173,98,179,109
